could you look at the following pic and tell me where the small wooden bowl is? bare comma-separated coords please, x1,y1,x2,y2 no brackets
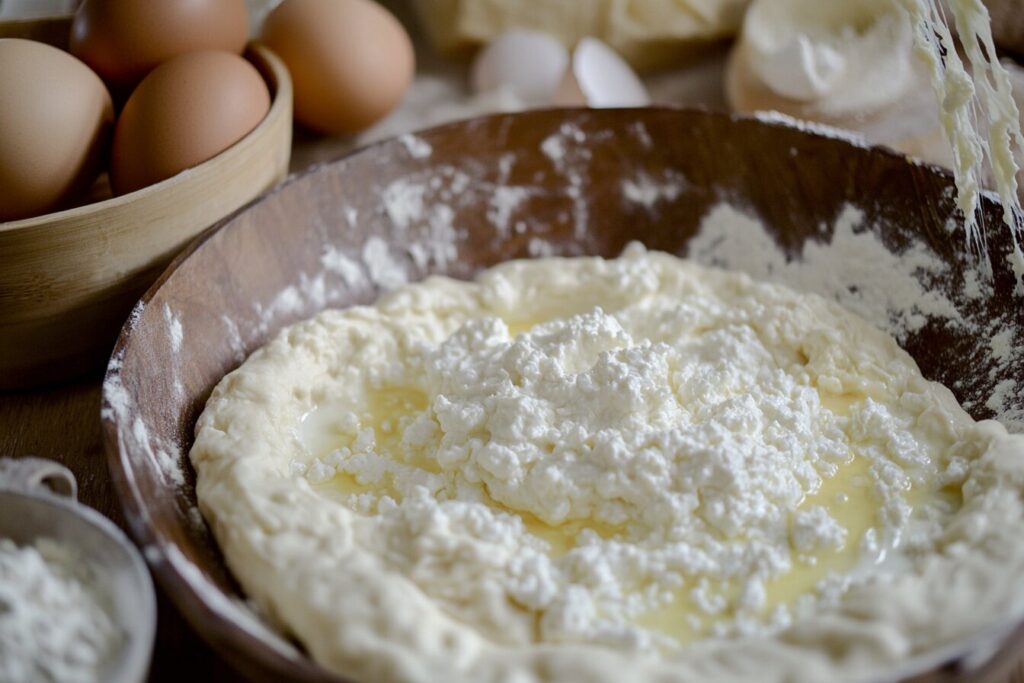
0,18,293,390
103,109,1024,682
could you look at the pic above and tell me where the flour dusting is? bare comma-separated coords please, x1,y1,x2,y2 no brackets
164,304,183,354
621,171,686,210
222,315,247,363
321,246,366,288
690,204,962,341
163,304,185,396
690,202,1024,431
487,187,532,236
752,111,870,145
103,303,195,524
362,237,408,290
398,133,433,159
541,123,591,238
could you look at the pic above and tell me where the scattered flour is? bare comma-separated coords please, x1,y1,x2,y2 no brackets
382,178,429,230
541,123,592,239
163,304,183,354
163,304,184,396
398,133,433,160
222,315,247,364
0,538,122,683
751,110,869,145
527,237,558,258
487,187,532,236
621,171,686,210
103,308,191,512
320,246,365,288
103,303,186,491
689,204,962,341
362,237,408,291
689,202,1024,432
628,121,654,148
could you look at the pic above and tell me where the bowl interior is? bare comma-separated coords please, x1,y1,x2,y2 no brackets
0,490,156,683
103,108,1024,682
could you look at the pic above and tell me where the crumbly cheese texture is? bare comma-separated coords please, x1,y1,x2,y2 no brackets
192,247,1024,683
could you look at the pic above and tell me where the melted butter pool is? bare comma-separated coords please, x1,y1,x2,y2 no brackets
299,384,942,645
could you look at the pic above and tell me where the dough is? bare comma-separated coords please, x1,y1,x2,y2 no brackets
192,247,1024,683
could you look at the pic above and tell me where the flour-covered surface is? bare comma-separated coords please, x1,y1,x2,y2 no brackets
0,538,122,683
689,202,1024,432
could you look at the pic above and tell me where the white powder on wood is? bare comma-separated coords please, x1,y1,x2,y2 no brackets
398,133,433,159
104,348,188,492
320,246,365,288
362,237,408,291
689,202,1024,432
163,304,184,396
163,304,183,354
689,204,963,341
621,170,686,210
487,187,532,236
752,111,869,145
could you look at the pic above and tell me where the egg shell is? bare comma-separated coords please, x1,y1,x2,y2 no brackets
553,37,649,108
110,50,270,195
0,38,113,222
470,30,569,105
261,0,414,134
70,0,249,88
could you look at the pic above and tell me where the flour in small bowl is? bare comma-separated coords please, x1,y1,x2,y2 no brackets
0,538,122,683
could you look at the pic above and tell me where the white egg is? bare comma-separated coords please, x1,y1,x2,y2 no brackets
553,37,649,108
470,30,569,105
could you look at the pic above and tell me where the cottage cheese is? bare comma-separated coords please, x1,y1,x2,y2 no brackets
191,246,1024,682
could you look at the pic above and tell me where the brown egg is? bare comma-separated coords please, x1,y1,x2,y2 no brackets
110,51,270,195
70,0,249,88
261,0,414,134
0,39,113,222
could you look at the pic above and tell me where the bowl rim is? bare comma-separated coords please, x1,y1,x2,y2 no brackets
0,486,158,683
98,106,1024,683
0,41,292,235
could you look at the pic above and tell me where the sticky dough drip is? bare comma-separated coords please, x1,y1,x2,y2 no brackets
900,0,1024,266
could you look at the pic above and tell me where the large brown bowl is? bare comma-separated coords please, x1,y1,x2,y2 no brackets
102,108,1024,682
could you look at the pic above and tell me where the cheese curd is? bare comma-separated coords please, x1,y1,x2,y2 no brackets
191,246,1024,682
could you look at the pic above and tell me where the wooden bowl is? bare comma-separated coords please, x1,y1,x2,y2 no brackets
102,108,1024,683
0,18,293,390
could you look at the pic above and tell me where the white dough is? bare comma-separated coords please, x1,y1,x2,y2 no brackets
192,247,1024,683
